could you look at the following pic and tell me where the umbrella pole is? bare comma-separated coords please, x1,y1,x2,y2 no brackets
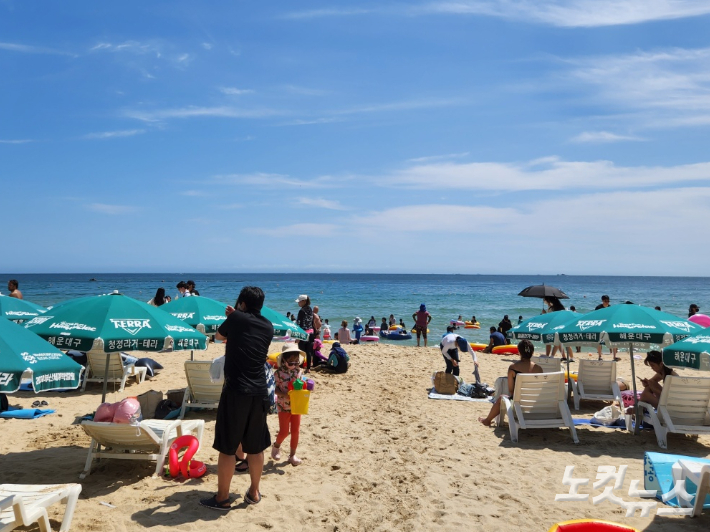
101,352,110,403
566,351,572,403
191,349,194,361
628,343,641,435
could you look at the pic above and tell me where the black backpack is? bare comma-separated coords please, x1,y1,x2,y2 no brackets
0,393,8,412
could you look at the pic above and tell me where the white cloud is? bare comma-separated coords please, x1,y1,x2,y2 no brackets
422,1,710,27
282,8,372,19
202,43,213,50
407,152,470,163
124,106,282,122
0,139,33,144
219,87,254,95
212,172,340,189
296,197,347,210
569,131,646,143
565,47,710,126
248,223,339,238
282,85,330,96
83,129,145,139
279,117,341,126
90,41,160,55
86,203,135,215
0,42,76,56
382,157,710,191
181,190,210,197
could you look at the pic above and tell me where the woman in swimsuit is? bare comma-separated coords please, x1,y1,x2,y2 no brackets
478,339,542,426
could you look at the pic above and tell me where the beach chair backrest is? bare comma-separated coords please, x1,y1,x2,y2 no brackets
532,357,562,373
577,360,616,395
512,371,565,420
87,351,125,380
81,421,160,452
184,361,223,402
659,375,710,427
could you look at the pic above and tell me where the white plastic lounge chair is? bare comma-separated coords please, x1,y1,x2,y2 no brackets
570,359,622,411
80,418,204,478
81,350,147,393
532,356,562,373
674,459,710,517
499,371,579,444
0,483,81,532
629,375,710,449
179,361,224,419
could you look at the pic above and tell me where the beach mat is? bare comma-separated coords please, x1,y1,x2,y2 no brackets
645,452,710,508
573,418,627,429
427,391,491,402
0,407,56,419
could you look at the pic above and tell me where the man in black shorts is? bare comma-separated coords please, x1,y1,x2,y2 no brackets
200,286,274,510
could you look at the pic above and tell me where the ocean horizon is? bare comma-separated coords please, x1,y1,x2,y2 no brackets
4,273,708,346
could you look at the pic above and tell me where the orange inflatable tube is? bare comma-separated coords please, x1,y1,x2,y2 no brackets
169,435,206,479
469,343,488,352
492,345,519,355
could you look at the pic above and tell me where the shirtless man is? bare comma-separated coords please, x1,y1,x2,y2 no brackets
8,280,22,299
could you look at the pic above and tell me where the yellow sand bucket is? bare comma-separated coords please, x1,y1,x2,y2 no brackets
288,390,311,415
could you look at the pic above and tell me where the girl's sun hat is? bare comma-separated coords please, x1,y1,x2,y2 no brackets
278,343,305,366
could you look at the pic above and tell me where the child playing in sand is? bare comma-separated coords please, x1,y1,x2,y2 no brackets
271,344,306,466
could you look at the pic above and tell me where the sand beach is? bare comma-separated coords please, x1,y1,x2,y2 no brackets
2,341,709,531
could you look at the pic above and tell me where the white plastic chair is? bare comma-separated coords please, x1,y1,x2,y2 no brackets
570,359,622,411
532,356,562,373
81,350,147,393
80,419,204,478
674,460,710,517
499,371,578,444
630,375,710,449
0,483,81,532
179,361,223,418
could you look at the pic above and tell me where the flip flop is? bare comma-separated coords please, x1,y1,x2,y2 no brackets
199,495,232,511
235,459,249,473
31,400,48,408
244,488,261,505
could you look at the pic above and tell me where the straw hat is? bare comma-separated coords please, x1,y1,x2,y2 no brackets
277,343,305,366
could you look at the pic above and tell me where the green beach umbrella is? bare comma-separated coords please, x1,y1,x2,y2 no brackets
508,309,582,401
160,296,227,334
24,292,208,353
556,304,701,433
662,329,710,372
0,318,83,393
0,296,47,323
24,292,208,401
507,310,581,344
261,306,308,341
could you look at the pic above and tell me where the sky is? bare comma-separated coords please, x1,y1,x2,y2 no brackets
2,1,710,276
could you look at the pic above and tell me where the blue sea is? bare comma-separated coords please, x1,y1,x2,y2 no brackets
3,273,709,345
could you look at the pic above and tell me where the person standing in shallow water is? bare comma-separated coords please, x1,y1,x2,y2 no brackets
7,280,22,299
412,304,432,347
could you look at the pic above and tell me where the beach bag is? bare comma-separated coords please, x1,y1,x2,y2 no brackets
113,397,142,424
593,405,622,426
94,402,119,422
621,390,642,409
0,393,8,412
136,390,163,419
433,371,458,395
154,399,180,420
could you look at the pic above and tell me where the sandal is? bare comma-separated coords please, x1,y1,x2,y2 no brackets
234,459,248,473
31,400,48,408
244,488,261,505
199,495,232,511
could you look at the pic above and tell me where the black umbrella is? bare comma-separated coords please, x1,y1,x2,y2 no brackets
518,284,569,299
